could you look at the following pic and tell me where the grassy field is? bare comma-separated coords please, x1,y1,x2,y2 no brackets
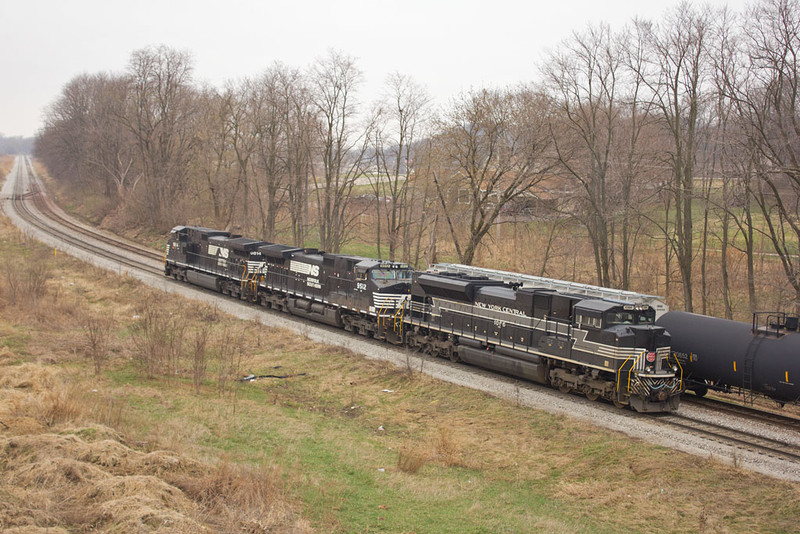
1,163,799,531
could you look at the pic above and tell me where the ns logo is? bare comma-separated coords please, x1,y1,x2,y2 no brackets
208,245,229,259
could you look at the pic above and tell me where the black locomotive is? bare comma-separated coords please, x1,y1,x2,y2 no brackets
657,311,800,405
165,225,684,412
406,272,681,412
165,226,413,339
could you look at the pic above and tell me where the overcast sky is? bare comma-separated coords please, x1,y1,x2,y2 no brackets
1,0,748,138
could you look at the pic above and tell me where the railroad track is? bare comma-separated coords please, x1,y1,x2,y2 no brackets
656,411,800,463
683,394,800,434
7,157,164,277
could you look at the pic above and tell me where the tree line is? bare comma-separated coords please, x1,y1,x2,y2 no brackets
0,135,33,155
34,0,800,316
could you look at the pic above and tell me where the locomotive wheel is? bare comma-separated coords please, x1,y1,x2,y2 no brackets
612,398,626,409
585,390,599,402
692,385,708,397
558,382,572,394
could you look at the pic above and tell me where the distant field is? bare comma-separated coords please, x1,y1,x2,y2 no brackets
0,190,798,532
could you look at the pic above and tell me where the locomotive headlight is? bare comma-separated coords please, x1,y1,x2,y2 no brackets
672,365,678,372
646,365,654,373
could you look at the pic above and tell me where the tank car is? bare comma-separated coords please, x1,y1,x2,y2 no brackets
656,311,800,404
405,272,683,412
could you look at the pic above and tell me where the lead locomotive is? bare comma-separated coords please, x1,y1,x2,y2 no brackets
165,225,683,412
405,272,681,412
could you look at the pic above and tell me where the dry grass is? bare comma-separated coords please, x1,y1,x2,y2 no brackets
396,444,426,474
0,224,310,533
0,362,310,533
432,426,466,468
0,155,13,179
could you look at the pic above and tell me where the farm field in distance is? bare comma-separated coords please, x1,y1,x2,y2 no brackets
1,161,799,532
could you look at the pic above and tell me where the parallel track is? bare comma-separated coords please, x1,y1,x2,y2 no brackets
683,394,800,434
656,411,800,463
9,157,163,277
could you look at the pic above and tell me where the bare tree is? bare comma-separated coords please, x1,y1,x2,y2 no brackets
707,8,748,318
281,68,316,247
615,24,662,290
37,73,136,205
37,75,95,189
193,86,239,228
122,45,199,229
736,0,800,311
369,73,431,260
634,5,714,311
252,65,308,241
431,87,554,265
224,79,262,234
544,24,623,287
310,50,371,252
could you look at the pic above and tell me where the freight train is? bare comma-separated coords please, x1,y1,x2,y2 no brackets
657,311,800,406
164,226,683,412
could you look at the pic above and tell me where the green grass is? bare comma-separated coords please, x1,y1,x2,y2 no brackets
93,337,800,533
106,366,614,533
0,325,32,354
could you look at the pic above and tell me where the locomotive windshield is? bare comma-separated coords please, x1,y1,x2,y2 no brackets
371,268,413,281
605,308,655,326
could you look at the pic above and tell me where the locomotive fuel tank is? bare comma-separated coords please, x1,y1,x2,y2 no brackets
656,311,800,403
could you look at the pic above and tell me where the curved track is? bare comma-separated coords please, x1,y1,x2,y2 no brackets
3,156,800,476
7,157,163,277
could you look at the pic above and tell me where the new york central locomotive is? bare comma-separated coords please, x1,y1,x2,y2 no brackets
165,226,684,412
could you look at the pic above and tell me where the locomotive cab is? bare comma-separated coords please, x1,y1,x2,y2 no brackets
355,260,412,314
572,301,682,411
165,226,190,265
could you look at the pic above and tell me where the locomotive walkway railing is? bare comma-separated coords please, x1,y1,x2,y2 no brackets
429,263,669,318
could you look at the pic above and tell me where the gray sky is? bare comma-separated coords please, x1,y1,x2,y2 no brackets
1,0,747,138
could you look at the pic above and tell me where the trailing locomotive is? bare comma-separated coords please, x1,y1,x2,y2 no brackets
164,226,412,340
164,225,684,412
657,311,800,405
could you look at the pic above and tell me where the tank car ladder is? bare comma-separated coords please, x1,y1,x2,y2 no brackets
743,313,774,405
742,332,767,405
